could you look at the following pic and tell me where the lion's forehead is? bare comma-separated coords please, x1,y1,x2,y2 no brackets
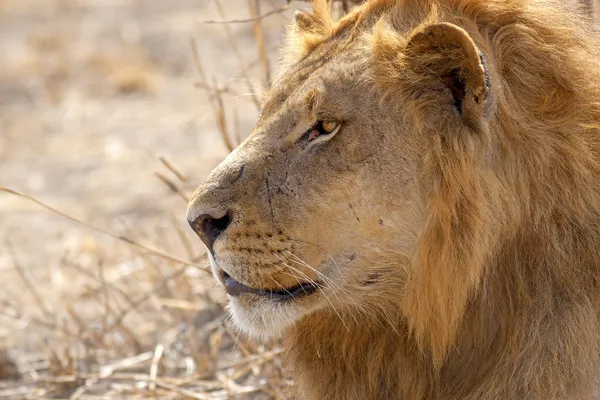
261,25,366,121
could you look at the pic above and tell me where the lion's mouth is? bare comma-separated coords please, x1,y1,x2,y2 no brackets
219,269,320,301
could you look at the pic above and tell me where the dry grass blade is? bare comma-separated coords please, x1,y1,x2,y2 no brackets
154,171,190,202
6,240,53,320
69,378,98,399
211,0,262,110
63,303,92,339
148,343,164,391
190,38,238,152
0,186,207,272
159,156,191,187
190,36,210,84
170,213,197,261
221,327,288,399
202,3,290,24
104,264,190,333
154,379,213,400
157,297,204,311
0,387,30,398
214,85,236,153
62,259,138,308
249,0,272,86
232,107,243,147
99,351,153,378
193,81,240,97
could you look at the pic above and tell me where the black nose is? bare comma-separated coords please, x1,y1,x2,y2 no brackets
188,211,232,251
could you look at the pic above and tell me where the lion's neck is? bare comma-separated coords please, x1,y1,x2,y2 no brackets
285,222,600,399
286,310,427,399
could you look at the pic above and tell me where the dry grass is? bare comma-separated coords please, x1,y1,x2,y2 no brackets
0,0,598,399
0,181,290,399
0,0,296,398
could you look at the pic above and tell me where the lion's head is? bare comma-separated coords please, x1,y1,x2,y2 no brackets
189,0,600,398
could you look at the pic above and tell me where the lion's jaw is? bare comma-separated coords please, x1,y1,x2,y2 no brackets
206,248,337,341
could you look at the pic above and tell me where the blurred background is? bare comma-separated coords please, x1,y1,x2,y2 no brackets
0,0,598,399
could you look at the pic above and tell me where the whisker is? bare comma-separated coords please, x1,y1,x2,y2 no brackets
230,326,242,354
266,274,296,299
273,252,350,332
272,253,320,288
216,312,233,330
283,250,352,299
268,260,311,296
283,250,359,325
226,77,268,96
228,93,264,101
285,237,344,277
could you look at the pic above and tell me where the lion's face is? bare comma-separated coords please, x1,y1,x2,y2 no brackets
188,2,494,350
187,39,423,339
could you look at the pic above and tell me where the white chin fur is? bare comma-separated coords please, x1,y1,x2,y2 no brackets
227,297,305,341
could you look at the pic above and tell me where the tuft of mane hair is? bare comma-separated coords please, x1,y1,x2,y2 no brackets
281,0,600,398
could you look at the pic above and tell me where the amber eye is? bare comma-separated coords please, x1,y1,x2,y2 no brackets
306,120,341,142
321,121,338,133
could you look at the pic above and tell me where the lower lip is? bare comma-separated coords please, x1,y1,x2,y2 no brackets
221,271,320,301
261,280,320,301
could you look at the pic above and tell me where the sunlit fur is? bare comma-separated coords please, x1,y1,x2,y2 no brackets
189,0,600,398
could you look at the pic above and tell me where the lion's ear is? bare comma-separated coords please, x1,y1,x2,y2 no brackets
294,10,323,33
285,2,334,61
293,1,334,38
404,22,491,130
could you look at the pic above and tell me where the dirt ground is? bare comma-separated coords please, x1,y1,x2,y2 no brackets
1,0,297,398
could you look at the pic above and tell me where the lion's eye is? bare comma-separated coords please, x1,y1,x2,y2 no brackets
306,120,341,142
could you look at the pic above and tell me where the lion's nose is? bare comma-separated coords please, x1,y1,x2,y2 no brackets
187,210,232,252
187,162,246,251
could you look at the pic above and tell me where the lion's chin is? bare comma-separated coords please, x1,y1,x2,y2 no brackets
226,294,321,341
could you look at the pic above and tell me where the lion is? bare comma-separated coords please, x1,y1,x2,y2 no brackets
187,0,600,398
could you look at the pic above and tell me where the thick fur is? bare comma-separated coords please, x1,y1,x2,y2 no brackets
188,0,600,398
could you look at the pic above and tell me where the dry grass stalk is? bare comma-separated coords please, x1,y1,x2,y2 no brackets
233,107,243,147
170,213,198,262
249,0,273,87
154,172,190,203
0,186,206,272
193,81,242,97
7,241,53,321
148,343,164,391
202,3,291,24
190,37,238,153
211,0,263,110
213,84,236,153
159,157,193,190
